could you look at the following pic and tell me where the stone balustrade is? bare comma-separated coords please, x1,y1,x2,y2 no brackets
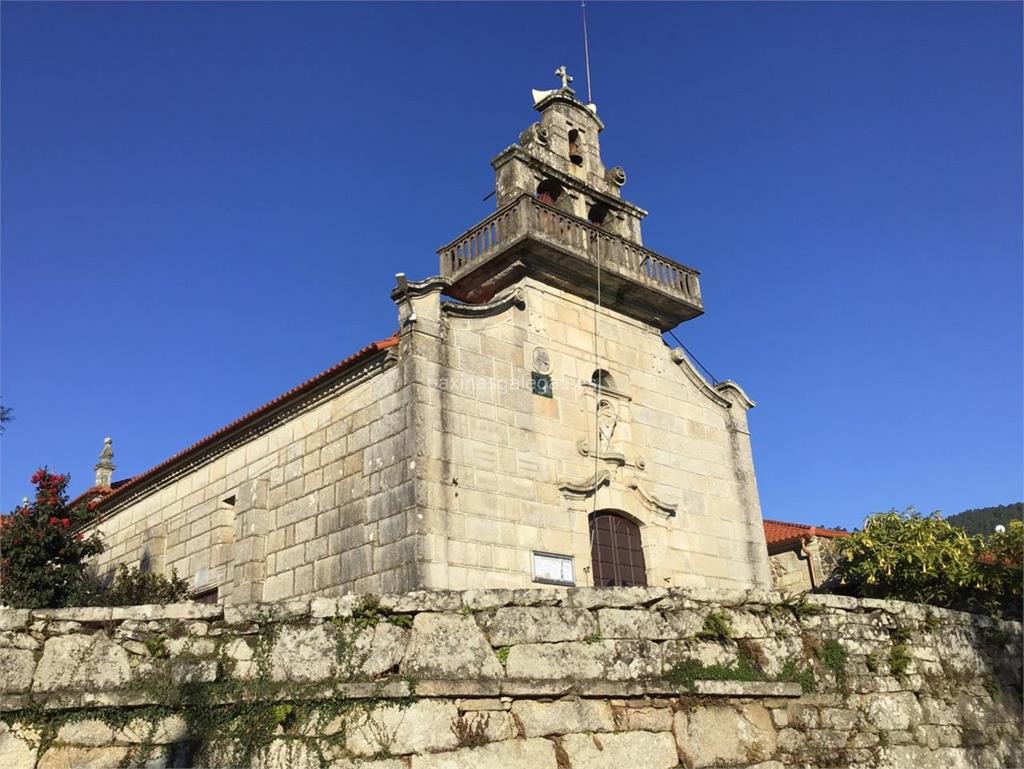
0,587,1020,768
438,194,703,316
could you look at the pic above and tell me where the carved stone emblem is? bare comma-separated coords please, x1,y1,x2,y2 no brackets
532,347,552,375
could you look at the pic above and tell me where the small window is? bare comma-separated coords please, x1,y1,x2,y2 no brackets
568,129,583,166
536,178,563,206
194,588,218,604
591,369,616,390
588,203,610,225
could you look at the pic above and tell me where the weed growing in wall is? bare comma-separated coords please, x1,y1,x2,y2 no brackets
818,638,849,689
696,610,733,642
665,645,816,694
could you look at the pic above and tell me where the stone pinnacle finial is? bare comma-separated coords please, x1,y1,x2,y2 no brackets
94,436,115,489
555,65,573,91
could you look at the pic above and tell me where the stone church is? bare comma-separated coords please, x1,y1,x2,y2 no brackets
79,70,772,603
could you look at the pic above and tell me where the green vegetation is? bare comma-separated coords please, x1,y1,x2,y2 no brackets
348,595,414,630
818,639,848,688
696,610,733,642
100,564,191,606
782,594,825,622
665,647,816,694
890,624,912,644
0,469,104,608
945,503,1023,536
831,509,1022,620
1,469,193,609
495,646,510,665
583,630,602,644
888,644,912,679
20,613,416,768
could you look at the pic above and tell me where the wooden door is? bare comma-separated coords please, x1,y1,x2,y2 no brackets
589,511,647,587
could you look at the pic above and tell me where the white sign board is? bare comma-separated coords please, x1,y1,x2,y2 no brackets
532,552,575,586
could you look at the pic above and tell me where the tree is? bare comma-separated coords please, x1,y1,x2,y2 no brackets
0,402,12,433
945,502,1023,536
0,469,104,608
829,508,1022,620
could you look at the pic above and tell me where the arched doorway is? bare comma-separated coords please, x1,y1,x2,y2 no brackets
589,511,647,587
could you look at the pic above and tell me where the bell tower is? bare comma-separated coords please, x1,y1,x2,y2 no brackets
438,67,703,331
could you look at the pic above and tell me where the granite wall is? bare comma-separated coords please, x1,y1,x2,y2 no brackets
1,587,1020,769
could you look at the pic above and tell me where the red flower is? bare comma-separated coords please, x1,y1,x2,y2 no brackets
48,516,59,526
60,518,70,528
30,469,46,484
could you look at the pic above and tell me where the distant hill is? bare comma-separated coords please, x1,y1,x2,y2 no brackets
945,503,1023,536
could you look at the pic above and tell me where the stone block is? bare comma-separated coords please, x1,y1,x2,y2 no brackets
461,589,516,611
31,607,113,623
561,731,679,769
674,704,777,768
310,597,339,618
0,722,36,769
346,701,459,756
55,720,114,746
612,703,674,732
32,634,131,692
0,609,30,631
693,680,801,697
505,640,661,681
478,607,597,645
380,590,463,613
866,691,922,731
37,746,129,769
269,624,337,682
510,699,615,736
0,649,35,694
116,715,189,744
401,613,504,680
409,737,557,769
349,622,409,678
563,586,667,609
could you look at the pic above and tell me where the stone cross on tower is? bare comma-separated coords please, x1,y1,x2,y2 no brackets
555,65,573,91
94,437,115,488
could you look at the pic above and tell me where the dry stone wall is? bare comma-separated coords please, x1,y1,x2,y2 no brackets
1,588,1020,769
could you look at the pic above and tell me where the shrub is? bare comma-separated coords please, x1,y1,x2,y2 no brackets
2,468,199,608
829,509,1022,620
0,469,104,608
96,564,191,606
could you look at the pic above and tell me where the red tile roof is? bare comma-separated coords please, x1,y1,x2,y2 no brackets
76,336,398,514
763,518,850,549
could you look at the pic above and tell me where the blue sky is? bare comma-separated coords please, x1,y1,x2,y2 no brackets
2,2,1021,530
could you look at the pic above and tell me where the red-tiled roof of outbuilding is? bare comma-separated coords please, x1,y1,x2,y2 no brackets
763,518,850,550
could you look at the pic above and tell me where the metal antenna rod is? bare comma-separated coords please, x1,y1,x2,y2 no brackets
581,0,593,103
